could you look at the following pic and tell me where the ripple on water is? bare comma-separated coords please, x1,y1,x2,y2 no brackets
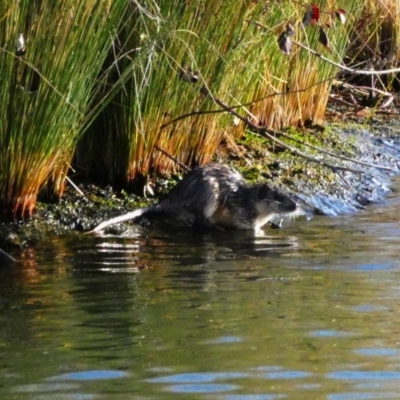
22,395,96,400
326,370,400,380
250,366,284,372
352,263,394,272
223,395,287,400
206,336,244,344
146,371,259,395
327,392,399,400
146,372,249,384
166,383,240,393
247,365,313,380
256,370,313,380
353,348,400,357
12,383,80,393
309,330,355,338
249,366,313,380
351,304,388,313
47,370,129,381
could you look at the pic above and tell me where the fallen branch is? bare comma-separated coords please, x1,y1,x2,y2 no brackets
266,127,392,171
337,82,393,99
199,85,393,173
198,86,360,173
160,76,336,130
257,128,364,173
154,144,191,171
331,81,394,109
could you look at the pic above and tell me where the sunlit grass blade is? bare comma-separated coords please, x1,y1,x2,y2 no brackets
0,0,128,218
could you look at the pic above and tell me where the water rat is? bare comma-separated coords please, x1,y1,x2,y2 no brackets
88,163,300,233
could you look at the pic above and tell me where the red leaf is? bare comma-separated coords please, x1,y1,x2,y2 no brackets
311,4,320,24
278,32,292,55
303,3,320,26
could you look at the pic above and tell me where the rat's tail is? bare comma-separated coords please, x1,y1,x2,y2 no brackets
86,205,156,234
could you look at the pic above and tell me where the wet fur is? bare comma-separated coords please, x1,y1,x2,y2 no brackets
88,164,300,234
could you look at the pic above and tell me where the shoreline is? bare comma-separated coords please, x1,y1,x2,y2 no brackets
1,120,400,253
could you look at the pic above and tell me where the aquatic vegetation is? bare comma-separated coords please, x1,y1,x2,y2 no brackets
1,0,398,221
0,1,128,218
79,0,365,186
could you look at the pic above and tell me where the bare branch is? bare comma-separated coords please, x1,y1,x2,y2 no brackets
199,86,392,173
160,76,336,130
251,20,400,76
154,145,191,171
267,127,393,171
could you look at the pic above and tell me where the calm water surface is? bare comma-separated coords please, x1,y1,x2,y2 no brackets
2,180,400,399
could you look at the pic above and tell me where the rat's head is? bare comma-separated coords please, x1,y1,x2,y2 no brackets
253,183,299,229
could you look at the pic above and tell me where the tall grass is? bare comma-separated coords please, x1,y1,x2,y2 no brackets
0,0,392,220
346,0,400,91
79,1,256,184
80,0,365,188
0,1,128,218
276,0,357,126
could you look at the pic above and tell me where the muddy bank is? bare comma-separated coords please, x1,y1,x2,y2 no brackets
291,123,400,215
1,122,400,253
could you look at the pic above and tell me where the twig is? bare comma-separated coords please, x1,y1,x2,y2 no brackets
154,144,191,171
257,128,364,173
66,176,86,197
329,94,360,108
266,127,392,171
200,86,392,173
203,88,363,173
251,20,400,76
338,83,392,98
159,17,397,175
160,76,336,130
332,81,394,109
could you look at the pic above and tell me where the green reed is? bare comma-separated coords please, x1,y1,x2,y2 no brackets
81,0,364,187
0,1,385,220
0,1,128,218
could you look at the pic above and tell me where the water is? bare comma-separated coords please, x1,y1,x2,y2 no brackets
2,180,400,399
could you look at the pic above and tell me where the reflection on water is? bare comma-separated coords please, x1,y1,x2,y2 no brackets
2,181,400,399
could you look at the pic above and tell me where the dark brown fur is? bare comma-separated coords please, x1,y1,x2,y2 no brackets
88,164,299,233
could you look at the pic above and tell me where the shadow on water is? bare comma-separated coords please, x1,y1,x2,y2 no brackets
2,180,400,398
78,226,301,265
